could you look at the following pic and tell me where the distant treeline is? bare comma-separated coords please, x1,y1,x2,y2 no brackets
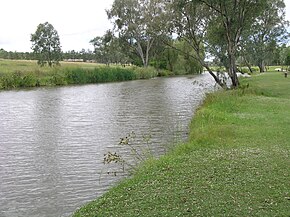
0,48,96,62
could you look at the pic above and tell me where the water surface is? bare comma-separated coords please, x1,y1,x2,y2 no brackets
0,74,215,217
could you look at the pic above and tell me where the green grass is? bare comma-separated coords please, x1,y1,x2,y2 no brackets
73,71,290,217
0,59,158,89
0,59,106,74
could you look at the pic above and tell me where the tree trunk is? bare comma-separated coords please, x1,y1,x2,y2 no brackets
203,64,228,89
145,40,150,68
136,42,146,67
145,38,154,68
228,51,239,88
167,52,174,71
244,57,253,74
258,61,265,73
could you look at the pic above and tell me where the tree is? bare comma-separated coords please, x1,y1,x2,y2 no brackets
90,30,130,65
285,51,290,67
149,37,179,71
107,0,165,67
165,0,229,88
164,0,287,88
241,0,288,73
280,45,290,69
31,22,62,67
203,0,271,87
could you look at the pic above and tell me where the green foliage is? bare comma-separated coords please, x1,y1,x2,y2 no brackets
31,22,62,67
21,73,39,87
73,72,290,216
284,50,290,66
166,0,288,87
0,71,38,89
150,40,203,74
172,40,203,74
0,48,36,60
107,0,166,67
90,31,130,65
240,68,251,74
239,67,259,74
241,0,288,72
65,67,139,84
132,66,158,79
0,60,162,90
0,74,17,89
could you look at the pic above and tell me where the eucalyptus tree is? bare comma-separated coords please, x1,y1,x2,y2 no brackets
279,45,290,69
241,0,288,73
31,22,62,67
166,0,277,88
151,38,179,72
166,0,229,88
202,0,271,87
107,0,166,67
284,48,290,67
90,36,109,64
90,30,130,65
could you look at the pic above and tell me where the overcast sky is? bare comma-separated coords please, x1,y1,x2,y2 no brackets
0,0,290,52
0,0,114,52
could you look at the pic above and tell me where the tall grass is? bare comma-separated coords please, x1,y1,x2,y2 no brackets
0,59,158,90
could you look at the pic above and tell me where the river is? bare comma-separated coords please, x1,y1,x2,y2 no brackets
0,74,215,217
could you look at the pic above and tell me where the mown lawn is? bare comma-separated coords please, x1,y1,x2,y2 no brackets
73,71,290,217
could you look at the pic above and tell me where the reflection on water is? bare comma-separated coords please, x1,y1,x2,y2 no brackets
0,74,215,217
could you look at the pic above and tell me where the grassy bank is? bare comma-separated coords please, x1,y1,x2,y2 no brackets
0,59,159,89
73,71,290,216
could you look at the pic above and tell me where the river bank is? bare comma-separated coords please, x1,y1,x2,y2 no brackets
0,75,215,216
73,71,290,216
0,59,168,90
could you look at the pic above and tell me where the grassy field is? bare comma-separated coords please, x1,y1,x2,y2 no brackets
0,59,104,74
0,59,159,89
73,71,290,216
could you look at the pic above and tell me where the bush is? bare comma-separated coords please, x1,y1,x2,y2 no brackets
0,64,161,90
64,67,138,84
21,73,38,87
133,66,158,79
240,68,251,74
251,67,259,73
65,68,89,84
50,71,68,85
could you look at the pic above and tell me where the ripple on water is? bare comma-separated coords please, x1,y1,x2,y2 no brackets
0,74,215,217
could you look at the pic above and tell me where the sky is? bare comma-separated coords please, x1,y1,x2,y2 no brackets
0,0,114,52
0,0,290,53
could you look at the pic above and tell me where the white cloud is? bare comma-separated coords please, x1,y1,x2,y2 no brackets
0,0,114,52
285,0,290,22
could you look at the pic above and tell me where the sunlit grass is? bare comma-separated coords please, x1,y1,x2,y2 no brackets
73,71,290,216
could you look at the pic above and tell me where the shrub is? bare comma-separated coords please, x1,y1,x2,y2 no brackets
240,68,251,74
0,64,161,90
21,73,38,87
133,66,158,79
0,73,21,89
49,71,68,85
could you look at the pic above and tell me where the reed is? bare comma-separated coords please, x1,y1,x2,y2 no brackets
0,59,159,90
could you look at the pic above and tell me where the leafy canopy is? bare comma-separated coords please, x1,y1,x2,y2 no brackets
31,22,62,67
